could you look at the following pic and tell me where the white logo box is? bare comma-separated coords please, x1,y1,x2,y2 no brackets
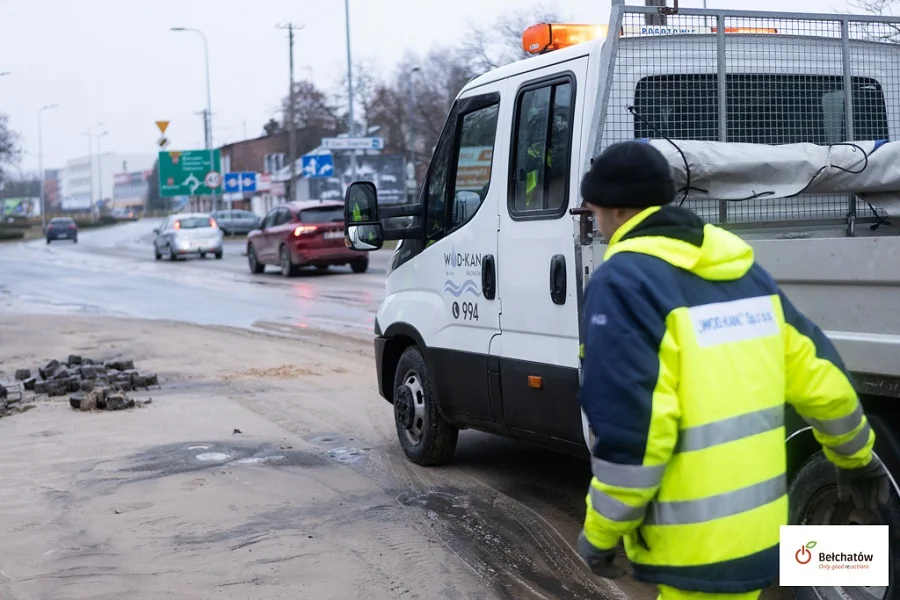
780,525,889,587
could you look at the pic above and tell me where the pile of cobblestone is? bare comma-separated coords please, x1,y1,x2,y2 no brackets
1,355,158,418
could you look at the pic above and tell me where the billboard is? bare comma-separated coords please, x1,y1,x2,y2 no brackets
307,154,407,204
1,197,40,218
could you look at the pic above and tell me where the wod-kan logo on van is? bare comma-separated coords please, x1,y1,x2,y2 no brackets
443,248,483,298
444,248,483,274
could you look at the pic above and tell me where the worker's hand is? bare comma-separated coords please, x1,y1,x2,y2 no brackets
576,531,626,579
836,455,892,513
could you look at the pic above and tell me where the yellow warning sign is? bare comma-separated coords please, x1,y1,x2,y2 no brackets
155,120,170,134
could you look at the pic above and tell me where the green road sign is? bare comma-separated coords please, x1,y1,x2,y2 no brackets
158,149,222,197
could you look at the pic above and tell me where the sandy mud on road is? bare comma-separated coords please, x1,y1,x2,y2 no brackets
0,315,628,600
0,315,797,600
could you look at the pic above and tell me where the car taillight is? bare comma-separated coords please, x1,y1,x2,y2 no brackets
173,220,181,230
209,217,218,228
293,225,318,237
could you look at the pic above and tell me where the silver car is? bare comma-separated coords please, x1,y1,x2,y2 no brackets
153,213,224,261
210,209,260,235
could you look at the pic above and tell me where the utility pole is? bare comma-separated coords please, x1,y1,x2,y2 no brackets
277,23,303,201
196,109,209,152
344,0,358,182
171,27,216,211
195,109,209,211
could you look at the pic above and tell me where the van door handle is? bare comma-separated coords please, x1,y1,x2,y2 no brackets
550,254,566,305
482,254,496,300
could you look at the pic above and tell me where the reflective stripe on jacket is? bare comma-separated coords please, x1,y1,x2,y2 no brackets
578,205,873,593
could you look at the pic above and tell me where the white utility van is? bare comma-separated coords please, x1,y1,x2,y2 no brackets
345,3,900,596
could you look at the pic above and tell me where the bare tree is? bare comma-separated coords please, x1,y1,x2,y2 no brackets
849,0,900,41
459,3,569,72
0,113,22,186
333,60,382,135
280,79,342,154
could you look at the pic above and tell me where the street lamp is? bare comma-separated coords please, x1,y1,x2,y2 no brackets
171,26,217,211
408,66,421,201
83,122,104,216
38,103,59,230
96,131,108,208
344,0,358,181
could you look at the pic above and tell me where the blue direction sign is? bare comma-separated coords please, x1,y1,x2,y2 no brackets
302,154,335,178
238,172,257,193
223,171,258,193
224,172,241,192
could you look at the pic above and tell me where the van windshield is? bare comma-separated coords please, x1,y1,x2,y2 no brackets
633,74,889,145
299,207,343,223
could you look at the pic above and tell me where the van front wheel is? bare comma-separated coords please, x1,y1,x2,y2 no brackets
393,345,458,466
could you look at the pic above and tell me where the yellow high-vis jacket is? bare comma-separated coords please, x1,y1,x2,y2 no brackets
578,205,874,593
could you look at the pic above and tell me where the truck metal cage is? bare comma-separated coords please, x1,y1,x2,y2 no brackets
586,2,900,233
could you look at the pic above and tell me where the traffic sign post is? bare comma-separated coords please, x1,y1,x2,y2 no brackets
321,137,384,151
158,149,222,197
301,154,335,178
223,172,258,193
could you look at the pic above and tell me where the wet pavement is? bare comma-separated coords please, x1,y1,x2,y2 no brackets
0,220,390,337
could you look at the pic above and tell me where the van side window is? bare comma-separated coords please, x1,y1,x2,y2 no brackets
447,102,500,234
425,111,458,242
510,78,574,220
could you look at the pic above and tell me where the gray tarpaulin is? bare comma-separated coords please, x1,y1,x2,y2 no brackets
645,139,900,207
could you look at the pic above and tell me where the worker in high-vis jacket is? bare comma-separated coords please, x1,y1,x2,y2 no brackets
575,140,891,598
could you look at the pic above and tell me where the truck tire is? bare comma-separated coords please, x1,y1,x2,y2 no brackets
788,451,899,600
393,345,458,466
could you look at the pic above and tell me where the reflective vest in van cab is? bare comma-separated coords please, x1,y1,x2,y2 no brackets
525,145,552,208
578,205,875,593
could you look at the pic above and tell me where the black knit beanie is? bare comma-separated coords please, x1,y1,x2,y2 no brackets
580,140,676,209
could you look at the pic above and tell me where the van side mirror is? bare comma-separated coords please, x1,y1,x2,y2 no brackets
152,228,159,234
345,181,379,223
344,181,383,251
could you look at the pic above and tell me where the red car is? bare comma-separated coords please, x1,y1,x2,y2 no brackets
246,200,369,277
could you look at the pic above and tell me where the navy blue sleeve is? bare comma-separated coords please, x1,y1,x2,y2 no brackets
579,260,671,466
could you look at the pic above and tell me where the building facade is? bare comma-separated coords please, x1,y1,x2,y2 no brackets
218,132,289,215
112,169,152,209
60,153,155,211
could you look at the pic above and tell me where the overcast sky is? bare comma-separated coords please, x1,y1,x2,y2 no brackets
0,0,860,175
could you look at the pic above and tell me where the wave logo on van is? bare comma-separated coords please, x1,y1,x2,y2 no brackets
444,279,481,297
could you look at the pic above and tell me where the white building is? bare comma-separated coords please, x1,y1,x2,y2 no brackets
60,152,155,211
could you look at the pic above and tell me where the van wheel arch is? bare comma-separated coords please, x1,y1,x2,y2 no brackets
379,323,429,403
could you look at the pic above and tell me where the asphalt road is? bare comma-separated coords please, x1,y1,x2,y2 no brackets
0,219,797,600
0,220,391,337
